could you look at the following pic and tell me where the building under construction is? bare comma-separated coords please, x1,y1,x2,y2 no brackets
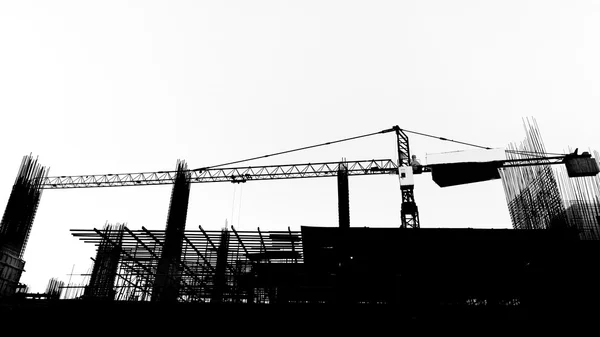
5,222,591,325
1,123,600,324
67,223,588,306
0,156,46,298
500,119,600,239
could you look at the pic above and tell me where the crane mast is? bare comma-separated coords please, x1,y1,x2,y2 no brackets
394,126,420,228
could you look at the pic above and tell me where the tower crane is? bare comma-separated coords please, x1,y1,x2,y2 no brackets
37,126,599,228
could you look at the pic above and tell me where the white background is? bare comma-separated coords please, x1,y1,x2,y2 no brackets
1,1,598,292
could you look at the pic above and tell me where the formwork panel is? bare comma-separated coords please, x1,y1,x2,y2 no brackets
0,249,25,297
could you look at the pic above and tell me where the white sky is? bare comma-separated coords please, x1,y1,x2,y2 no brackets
1,1,599,293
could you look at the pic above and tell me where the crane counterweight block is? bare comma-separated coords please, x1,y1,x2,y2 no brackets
429,161,503,188
563,154,600,177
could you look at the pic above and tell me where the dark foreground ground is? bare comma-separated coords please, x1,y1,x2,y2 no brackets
1,298,598,333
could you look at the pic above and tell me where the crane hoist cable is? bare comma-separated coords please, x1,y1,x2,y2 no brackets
505,149,567,157
193,128,391,171
398,128,493,150
399,128,565,156
237,184,243,229
230,185,237,228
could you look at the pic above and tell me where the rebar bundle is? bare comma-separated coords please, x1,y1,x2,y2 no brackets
0,154,48,258
500,119,567,230
45,277,64,300
84,223,125,299
211,228,230,303
151,160,191,302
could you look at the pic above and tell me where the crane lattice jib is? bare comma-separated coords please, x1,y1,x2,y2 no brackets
40,159,398,189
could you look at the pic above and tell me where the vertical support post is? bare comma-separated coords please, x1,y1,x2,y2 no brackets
0,155,47,298
85,224,124,300
212,228,230,303
336,159,352,302
231,226,255,304
395,127,420,228
337,160,350,229
0,155,48,257
152,160,191,302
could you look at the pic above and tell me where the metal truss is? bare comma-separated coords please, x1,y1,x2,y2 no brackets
40,159,398,189
499,156,567,168
400,187,420,229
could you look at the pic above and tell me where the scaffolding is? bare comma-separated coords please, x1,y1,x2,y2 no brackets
70,226,302,303
65,225,592,311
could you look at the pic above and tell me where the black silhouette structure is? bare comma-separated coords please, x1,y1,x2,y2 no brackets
0,155,47,297
1,125,599,326
84,223,124,300
151,160,190,303
3,224,594,326
337,160,350,229
66,225,591,308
